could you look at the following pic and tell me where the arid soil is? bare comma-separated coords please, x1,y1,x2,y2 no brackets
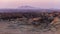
0,21,60,34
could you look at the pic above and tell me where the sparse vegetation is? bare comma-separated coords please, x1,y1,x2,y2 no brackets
0,9,60,34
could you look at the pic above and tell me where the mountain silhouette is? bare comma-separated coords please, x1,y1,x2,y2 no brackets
18,5,36,9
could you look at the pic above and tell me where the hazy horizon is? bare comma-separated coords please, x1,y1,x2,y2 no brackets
0,0,60,9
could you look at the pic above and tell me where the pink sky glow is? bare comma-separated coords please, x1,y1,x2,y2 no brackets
0,0,60,9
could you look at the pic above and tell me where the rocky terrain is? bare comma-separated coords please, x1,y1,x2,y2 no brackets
0,10,60,34
0,20,60,34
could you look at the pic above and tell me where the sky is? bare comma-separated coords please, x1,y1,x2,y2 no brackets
0,0,60,9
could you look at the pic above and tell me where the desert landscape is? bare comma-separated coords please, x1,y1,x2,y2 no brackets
0,0,60,34
0,9,60,34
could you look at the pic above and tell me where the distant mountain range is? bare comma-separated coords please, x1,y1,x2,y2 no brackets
18,5,40,9
18,6,60,10
19,6,34,8
0,5,60,13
